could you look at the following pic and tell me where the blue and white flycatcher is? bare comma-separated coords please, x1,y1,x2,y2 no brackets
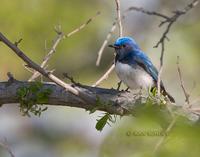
110,37,175,102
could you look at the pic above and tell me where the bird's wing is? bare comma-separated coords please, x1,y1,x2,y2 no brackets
131,51,175,102
132,51,158,82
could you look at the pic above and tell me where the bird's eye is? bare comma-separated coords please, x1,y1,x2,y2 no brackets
122,44,126,48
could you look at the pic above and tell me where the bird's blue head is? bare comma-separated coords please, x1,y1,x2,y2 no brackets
115,37,139,49
109,37,140,58
112,36,140,51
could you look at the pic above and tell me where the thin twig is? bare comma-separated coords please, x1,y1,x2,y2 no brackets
115,0,123,37
14,38,22,47
28,11,100,81
157,42,164,96
23,64,34,73
125,6,170,20
65,11,101,38
92,64,115,87
0,139,15,157
96,22,117,66
63,72,80,86
177,56,190,106
95,13,127,66
153,116,177,153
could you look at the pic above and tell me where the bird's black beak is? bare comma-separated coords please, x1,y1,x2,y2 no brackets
108,45,120,49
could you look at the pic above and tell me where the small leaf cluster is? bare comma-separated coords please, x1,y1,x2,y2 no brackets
17,82,52,117
148,87,167,105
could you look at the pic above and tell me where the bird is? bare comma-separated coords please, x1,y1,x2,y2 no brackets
109,37,175,103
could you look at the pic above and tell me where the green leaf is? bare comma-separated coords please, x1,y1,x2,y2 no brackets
151,87,157,96
95,113,110,131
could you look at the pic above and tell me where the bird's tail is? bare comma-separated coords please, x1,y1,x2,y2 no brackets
161,86,175,103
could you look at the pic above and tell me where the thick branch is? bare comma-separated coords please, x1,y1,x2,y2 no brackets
0,81,141,115
0,81,199,121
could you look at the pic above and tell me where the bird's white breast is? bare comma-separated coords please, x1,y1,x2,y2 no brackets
115,61,154,90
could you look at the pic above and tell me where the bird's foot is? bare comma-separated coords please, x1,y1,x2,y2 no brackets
117,81,122,91
125,87,130,92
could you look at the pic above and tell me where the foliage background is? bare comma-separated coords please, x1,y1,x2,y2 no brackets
0,0,200,156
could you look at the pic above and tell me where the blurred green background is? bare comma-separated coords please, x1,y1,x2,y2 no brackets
0,0,200,157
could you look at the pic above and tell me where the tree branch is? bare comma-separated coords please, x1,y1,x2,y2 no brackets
0,32,97,105
0,81,199,121
0,81,141,115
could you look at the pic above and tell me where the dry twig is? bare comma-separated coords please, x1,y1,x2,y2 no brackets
65,11,100,37
157,42,165,96
153,116,177,153
14,38,22,47
63,72,80,86
115,0,123,37
177,56,190,106
92,64,115,87
125,6,170,19
96,22,117,66
0,139,15,157
29,11,100,81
